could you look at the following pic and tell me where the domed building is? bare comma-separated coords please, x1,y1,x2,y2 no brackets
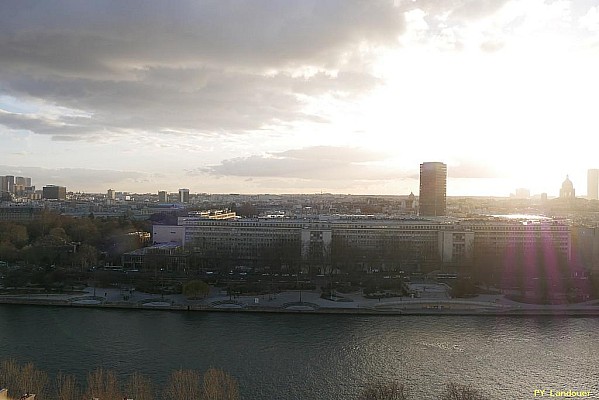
559,175,575,199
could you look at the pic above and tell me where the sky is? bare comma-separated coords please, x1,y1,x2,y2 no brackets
1,0,598,196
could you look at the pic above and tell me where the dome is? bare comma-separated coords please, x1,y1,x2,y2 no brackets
560,175,575,199
562,175,573,189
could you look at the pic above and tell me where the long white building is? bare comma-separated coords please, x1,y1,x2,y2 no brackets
153,215,571,268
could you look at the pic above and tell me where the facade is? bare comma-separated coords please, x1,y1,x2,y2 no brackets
459,218,571,261
588,169,599,200
0,206,43,221
153,225,186,245
122,243,189,272
42,185,67,200
158,190,168,202
15,176,30,186
4,176,14,194
419,162,447,217
153,215,571,269
178,188,190,203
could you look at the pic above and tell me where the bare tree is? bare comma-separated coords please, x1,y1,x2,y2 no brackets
163,369,202,400
203,368,240,400
0,359,48,399
124,372,154,400
359,381,409,400
442,382,489,400
55,372,81,400
84,368,122,400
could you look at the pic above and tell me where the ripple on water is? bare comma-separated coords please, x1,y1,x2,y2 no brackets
1,307,599,400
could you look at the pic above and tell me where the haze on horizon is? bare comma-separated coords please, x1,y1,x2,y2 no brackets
1,0,598,197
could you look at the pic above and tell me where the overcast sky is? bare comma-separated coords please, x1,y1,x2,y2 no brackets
1,0,598,196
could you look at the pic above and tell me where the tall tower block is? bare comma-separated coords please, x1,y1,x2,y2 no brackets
419,162,447,217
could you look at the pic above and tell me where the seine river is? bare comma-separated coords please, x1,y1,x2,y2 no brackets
1,305,598,399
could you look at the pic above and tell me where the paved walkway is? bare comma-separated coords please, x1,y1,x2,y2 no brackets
2,283,599,315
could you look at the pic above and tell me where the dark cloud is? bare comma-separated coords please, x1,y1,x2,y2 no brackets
197,146,407,181
0,1,405,139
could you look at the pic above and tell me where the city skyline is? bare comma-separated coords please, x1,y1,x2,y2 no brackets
1,1,599,196
2,167,599,198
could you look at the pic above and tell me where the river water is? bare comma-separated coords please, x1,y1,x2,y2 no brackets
1,305,598,399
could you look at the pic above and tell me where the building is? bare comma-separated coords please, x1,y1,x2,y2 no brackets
0,206,43,221
15,176,31,187
153,214,571,271
42,185,67,200
178,188,190,203
559,175,575,200
513,188,530,199
588,169,599,200
4,176,14,194
107,188,116,200
158,190,168,203
122,243,189,272
419,162,447,217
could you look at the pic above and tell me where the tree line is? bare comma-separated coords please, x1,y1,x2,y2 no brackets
0,211,150,268
1,358,495,400
0,359,238,400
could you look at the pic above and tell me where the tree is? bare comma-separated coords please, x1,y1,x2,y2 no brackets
55,372,81,400
0,222,28,248
359,381,409,400
125,372,154,400
203,368,240,400
84,368,123,400
163,369,203,400
73,243,98,271
0,359,49,399
183,280,210,299
0,241,19,263
442,382,489,400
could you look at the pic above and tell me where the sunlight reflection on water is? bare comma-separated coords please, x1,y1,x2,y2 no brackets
1,306,598,399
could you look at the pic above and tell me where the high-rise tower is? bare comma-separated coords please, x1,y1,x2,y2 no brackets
588,169,599,200
419,162,447,217
178,188,190,203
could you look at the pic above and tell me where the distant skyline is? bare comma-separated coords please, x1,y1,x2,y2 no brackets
2,1,599,196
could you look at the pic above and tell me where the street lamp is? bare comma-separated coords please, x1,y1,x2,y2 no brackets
160,268,164,300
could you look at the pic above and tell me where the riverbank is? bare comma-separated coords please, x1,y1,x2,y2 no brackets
2,285,599,316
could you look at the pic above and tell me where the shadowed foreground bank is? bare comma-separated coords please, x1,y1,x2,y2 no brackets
0,359,239,400
0,359,493,400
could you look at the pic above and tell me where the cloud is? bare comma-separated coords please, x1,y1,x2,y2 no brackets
580,6,599,32
0,1,405,140
0,165,159,191
448,160,503,179
197,146,412,181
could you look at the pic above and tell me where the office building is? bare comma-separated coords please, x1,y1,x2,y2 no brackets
588,169,599,200
107,189,116,200
4,176,14,194
153,215,571,270
178,188,190,203
419,162,447,217
42,185,67,200
15,176,31,187
158,190,168,203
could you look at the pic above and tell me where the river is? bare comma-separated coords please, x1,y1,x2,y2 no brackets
1,305,598,399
